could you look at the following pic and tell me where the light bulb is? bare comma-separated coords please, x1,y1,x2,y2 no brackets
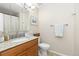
30,6,36,9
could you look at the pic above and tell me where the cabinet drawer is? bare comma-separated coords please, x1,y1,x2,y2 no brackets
0,38,38,56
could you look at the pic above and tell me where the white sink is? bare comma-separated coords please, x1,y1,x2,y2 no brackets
11,37,29,42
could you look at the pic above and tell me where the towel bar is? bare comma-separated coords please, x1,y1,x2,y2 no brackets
50,24,68,27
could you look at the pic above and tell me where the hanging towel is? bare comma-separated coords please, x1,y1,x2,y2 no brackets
54,24,64,38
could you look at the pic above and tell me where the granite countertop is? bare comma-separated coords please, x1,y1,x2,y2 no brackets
0,36,38,52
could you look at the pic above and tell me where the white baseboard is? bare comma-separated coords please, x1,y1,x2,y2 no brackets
48,50,67,56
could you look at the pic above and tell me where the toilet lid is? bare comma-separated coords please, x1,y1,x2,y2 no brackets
39,43,50,48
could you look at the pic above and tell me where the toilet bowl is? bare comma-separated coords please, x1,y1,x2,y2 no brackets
39,43,50,50
39,43,50,56
38,37,50,56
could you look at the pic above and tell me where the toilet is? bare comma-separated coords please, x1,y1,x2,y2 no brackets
33,33,50,56
38,37,50,56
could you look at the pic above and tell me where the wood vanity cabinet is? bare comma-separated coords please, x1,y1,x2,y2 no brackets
0,38,38,56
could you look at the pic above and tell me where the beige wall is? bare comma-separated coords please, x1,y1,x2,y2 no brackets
29,8,39,33
74,3,79,56
39,3,75,55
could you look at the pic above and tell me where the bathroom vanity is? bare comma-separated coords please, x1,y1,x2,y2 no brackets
0,37,38,56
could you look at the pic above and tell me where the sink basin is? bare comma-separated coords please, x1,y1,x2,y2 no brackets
11,37,29,42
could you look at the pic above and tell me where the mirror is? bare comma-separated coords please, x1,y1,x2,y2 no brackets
0,3,31,34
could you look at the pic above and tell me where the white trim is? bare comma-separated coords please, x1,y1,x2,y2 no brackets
48,50,67,56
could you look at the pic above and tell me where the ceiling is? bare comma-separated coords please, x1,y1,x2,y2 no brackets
0,3,42,16
0,3,22,16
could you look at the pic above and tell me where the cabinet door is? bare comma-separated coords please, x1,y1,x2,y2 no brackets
4,14,11,34
17,44,38,56
11,16,19,32
26,44,38,56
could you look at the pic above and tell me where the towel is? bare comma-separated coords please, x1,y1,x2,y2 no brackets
54,24,64,38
